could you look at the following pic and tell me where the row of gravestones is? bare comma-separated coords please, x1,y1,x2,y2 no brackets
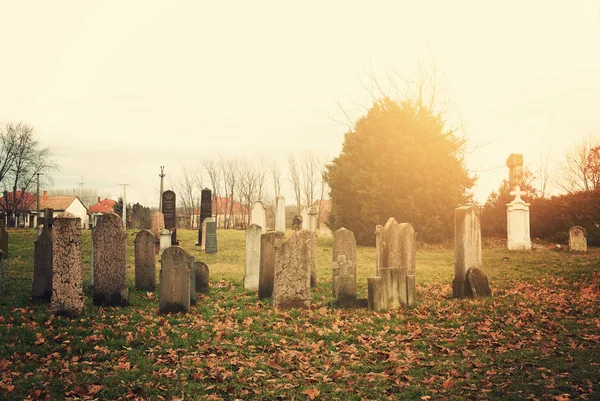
250,198,319,235
29,211,210,316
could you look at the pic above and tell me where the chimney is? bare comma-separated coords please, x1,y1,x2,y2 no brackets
98,197,101,204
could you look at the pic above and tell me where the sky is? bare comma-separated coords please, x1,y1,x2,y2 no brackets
0,1,599,207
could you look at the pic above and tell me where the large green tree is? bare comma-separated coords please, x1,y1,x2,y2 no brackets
324,97,474,244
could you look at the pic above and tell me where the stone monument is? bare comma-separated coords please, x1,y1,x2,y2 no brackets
506,186,531,250
272,231,311,309
251,201,267,233
244,224,262,291
569,226,587,252
275,196,285,234
197,188,212,246
159,246,190,314
453,206,482,298
134,229,156,291
258,231,283,299
204,219,217,254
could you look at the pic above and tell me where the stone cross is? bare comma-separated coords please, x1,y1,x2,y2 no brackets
509,186,527,202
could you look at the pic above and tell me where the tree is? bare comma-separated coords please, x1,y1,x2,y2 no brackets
557,136,599,193
131,202,151,229
325,97,474,244
113,197,132,229
175,164,202,229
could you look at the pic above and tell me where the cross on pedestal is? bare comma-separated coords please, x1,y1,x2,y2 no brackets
510,185,527,202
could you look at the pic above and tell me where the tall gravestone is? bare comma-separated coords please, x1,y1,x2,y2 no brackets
135,229,156,291
275,196,286,234
453,206,482,298
569,226,587,252
0,226,8,258
308,207,318,233
300,205,309,230
159,246,190,314
50,217,84,317
251,201,267,233
244,224,262,291
332,227,357,296
272,231,311,309
506,186,531,250
93,213,128,306
298,229,317,287
204,219,217,254
32,209,54,301
258,231,283,299
197,188,212,246
162,190,178,245
195,261,209,293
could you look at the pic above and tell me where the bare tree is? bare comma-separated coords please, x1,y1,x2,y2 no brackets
271,160,282,198
175,164,202,229
220,156,239,229
255,158,268,202
287,153,302,211
535,151,552,198
556,136,599,193
236,159,258,227
202,157,222,222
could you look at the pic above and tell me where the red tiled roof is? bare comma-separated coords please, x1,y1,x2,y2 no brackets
0,190,36,209
38,196,79,211
192,196,248,215
89,198,116,213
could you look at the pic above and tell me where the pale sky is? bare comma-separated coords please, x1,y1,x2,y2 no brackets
1,1,599,206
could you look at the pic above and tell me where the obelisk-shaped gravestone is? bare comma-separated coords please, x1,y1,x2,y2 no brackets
197,188,212,246
93,213,129,306
453,206,482,298
50,216,85,317
134,229,156,291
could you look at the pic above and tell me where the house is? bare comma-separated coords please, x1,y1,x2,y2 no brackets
0,190,89,228
88,197,117,226
190,196,249,229
312,199,332,235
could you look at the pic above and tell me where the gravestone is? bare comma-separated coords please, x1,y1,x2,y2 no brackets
453,206,482,298
162,190,177,229
93,213,128,306
0,251,4,296
332,227,356,296
506,186,531,251
332,255,356,301
300,205,309,230
195,261,209,293
506,153,524,189
272,231,311,309
275,196,286,234
244,224,262,291
204,219,217,254
569,226,587,252
251,200,267,233
298,229,317,287
197,188,212,245
258,231,284,299
159,229,171,255
308,207,318,233
0,226,8,258
134,229,156,291
32,209,54,301
291,215,302,231
368,267,405,311
50,217,85,317
159,246,190,314
467,267,492,298
150,212,165,254
189,256,196,306
201,217,215,251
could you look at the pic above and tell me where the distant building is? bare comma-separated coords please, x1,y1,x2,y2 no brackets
88,197,117,226
312,199,332,235
190,196,249,229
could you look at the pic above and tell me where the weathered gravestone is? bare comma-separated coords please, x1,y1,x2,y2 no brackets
275,196,286,234
204,219,217,254
453,206,482,299
150,212,165,254
162,190,178,245
300,205,309,230
332,255,356,301
32,210,54,301
569,226,587,252
197,188,213,245
159,246,190,314
272,231,311,309
201,217,215,251
195,261,209,293
332,227,356,296
159,229,171,255
251,200,267,233
369,218,417,310
0,251,4,296
298,229,317,287
93,213,128,306
50,216,85,317
258,231,283,299
466,267,492,298
0,226,8,258
134,229,156,291
308,207,318,233
244,224,262,291
189,256,196,306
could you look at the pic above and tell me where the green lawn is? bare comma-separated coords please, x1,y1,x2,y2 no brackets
0,228,599,400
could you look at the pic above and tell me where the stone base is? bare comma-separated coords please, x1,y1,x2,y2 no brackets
159,302,188,314
367,277,384,311
273,299,310,309
507,240,531,251
406,274,416,307
93,290,129,307
330,299,368,309
333,275,357,300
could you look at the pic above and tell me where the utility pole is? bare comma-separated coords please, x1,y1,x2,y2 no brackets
120,184,128,229
36,173,42,228
78,176,86,206
158,166,165,212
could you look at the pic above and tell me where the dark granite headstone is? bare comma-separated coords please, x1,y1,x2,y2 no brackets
197,188,212,246
204,220,217,254
162,190,176,230
467,267,492,298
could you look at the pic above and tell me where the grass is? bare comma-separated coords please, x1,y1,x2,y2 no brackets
0,228,599,400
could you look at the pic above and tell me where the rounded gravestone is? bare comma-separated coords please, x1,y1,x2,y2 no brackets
160,246,190,314
195,261,209,293
135,229,156,291
568,226,587,252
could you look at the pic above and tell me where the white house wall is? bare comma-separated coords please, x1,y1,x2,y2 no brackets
65,200,89,228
